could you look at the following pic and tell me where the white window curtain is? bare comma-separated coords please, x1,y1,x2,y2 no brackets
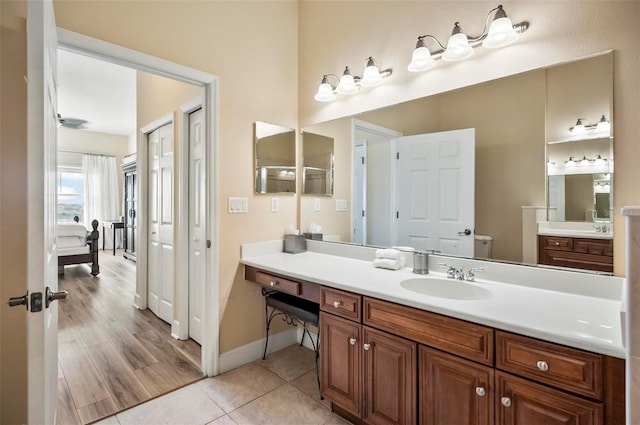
83,154,122,249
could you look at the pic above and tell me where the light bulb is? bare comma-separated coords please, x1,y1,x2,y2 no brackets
408,38,435,72
336,67,358,95
571,119,586,135
314,76,336,102
596,115,611,133
442,23,474,62
360,57,384,87
483,6,519,48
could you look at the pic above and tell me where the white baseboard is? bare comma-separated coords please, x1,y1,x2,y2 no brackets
133,293,142,310
218,328,298,373
171,319,187,340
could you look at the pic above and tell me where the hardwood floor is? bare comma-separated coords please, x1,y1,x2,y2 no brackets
57,250,203,424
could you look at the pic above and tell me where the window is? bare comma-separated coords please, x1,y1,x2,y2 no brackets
57,167,84,222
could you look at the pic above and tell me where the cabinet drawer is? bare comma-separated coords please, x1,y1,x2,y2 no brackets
540,235,573,251
254,271,300,296
320,287,361,321
574,239,613,256
496,331,603,399
363,297,494,366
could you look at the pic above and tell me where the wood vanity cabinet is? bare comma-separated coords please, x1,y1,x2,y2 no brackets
538,235,613,273
320,288,417,425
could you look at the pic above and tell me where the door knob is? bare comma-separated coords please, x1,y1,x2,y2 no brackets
45,287,69,308
458,228,472,236
7,292,29,309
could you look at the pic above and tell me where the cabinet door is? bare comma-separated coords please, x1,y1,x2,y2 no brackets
496,371,603,425
320,312,361,416
363,326,416,425
420,346,494,425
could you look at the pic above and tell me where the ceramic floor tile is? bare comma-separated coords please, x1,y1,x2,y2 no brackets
116,384,224,425
229,383,332,425
195,362,285,413
261,344,317,382
206,415,238,425
290,369,330,408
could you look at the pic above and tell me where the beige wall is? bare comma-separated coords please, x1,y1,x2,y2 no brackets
298,1,640,275
58,127,131,213
53,0,300,354
0,1,28,422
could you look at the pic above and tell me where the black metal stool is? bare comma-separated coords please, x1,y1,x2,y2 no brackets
262,288,321,392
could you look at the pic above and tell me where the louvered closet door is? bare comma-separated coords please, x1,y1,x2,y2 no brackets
148,122,175,324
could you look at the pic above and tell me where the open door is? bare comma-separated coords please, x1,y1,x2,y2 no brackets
27,0,62,422
393,129,475,257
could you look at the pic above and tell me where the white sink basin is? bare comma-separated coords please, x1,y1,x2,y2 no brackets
400,278,491,300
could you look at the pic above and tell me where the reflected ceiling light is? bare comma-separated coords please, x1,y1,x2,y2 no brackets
314,57,392,102
408,5,529,72
569,115,611,135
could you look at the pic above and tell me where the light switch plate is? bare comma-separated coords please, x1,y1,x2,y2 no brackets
271,197,279,212
336,199,348,212
313,198,321,212
228,197,248,214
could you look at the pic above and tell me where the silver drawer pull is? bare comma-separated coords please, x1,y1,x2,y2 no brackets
536,360,549,371
501,397,512,407
333,301,341,308
349,338,357,345
555,242,560,246
363,343,371,351
270,281,278,287
475,387,486,397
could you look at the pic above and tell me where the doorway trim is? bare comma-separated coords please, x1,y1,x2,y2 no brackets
57,28,220,376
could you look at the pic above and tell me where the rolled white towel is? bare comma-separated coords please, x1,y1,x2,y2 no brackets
373,257,405,270
375,248,403,260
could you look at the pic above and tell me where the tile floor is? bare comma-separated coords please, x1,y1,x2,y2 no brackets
93,344,352,425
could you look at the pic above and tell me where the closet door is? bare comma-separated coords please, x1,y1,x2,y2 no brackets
148,122,175,324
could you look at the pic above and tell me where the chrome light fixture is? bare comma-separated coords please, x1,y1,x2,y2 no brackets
407,5,529,72
314,57,392,102
569,115,611,135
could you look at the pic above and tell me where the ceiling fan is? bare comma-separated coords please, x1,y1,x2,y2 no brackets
57,113,88,129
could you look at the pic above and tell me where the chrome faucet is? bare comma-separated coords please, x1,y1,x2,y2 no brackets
593,223,609,233
439,264,485,282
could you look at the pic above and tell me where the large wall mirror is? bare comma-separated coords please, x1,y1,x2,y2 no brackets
302,131,334,195
254,121,296,194
299,51,614,271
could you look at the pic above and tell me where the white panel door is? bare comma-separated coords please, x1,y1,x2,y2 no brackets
148,123,175,324
353,141,367,245
26,0,59,422
189,109,205,344
393,129,475,257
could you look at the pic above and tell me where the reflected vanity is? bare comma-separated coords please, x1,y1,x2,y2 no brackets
299,51,615,273
254,121,296,194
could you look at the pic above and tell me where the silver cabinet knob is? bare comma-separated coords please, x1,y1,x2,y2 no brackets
333,301,341,308
475,387,486,397
349,338,357,345
501,397,512,407
270,281,277,287
536,360,549,371
555,242,560,246
363,343,371,351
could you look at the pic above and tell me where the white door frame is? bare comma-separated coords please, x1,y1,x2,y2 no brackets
57,29,220,376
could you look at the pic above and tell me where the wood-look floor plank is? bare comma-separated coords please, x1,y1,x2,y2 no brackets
86,342,152,409
103,321,158,371
58,338,111,409
134,363,182,397
58,250,201,418
134,330,204,385
57,378,81,425
76,397,119,425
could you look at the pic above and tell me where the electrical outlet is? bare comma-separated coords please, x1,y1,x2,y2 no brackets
313,198,321,212
271,197,279,212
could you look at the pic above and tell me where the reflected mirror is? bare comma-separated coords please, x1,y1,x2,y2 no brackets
302,131,334,195
254,121,296,194
299,52,614,270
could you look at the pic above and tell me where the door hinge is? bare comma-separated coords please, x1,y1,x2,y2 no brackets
361,157,365,165
206,240,211,248
396,211,399,219
396,152,400,160
362,210,365,217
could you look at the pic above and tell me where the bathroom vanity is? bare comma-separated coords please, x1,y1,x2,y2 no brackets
241,240,625,425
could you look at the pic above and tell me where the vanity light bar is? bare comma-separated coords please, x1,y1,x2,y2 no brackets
569,115,611,135
407,5,529,73
314,57,392,102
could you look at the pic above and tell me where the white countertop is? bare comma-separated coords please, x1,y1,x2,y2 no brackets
538,228,613,240
241,242,625,359
537,221,613,240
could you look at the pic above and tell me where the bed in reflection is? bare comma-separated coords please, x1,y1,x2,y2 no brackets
57,218,100,276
